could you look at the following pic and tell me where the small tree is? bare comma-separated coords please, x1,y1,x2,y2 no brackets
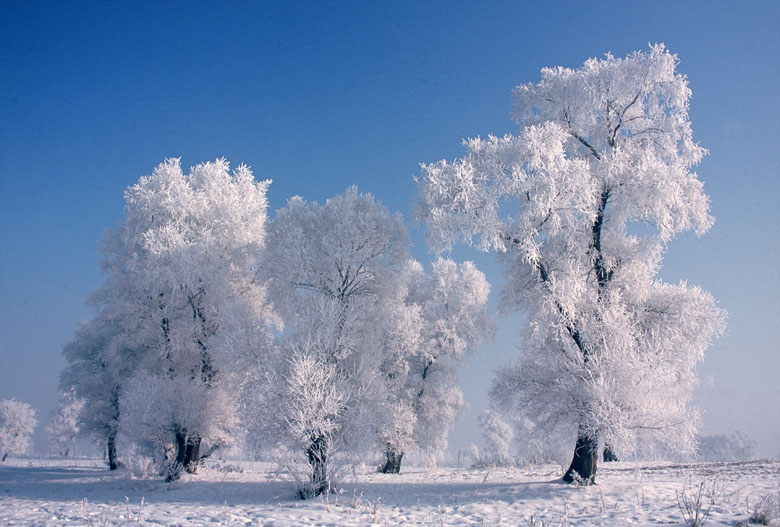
0,399,37,461
271,325,354,498
378,258,492,472
61,316,139,470
47,388,85,457
478,410,514,467
416,45,725,484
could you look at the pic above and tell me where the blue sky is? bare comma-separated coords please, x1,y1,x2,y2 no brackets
1,1,778,457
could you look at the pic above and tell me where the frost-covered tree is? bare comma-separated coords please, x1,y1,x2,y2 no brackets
259,187,408,496
378,258,492,473
0,399,37,461
61,316,134,470
416,45,725,484
47,388,85,457
261,301,365,498
478,410,514,467
79,158,275,481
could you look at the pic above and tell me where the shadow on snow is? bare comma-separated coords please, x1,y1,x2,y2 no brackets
0,464,574,508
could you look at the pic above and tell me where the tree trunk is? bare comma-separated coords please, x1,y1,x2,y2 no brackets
165,429,188,482
304,434,329,497
2,452,7,462
380,449,404,474
603,444,619,462
184,435,201,474
107,428,119,470
563,430,598,484
165,429,203,481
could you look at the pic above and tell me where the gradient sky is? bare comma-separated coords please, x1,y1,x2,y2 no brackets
1,1,778,457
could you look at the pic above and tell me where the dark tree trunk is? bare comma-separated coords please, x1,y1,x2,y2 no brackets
184,435,201,474
380,449,404,474
165,429,188,482
603,444,619,462
165,429,203,481
107,428,119,470
106,387,121,471
563,431,598,484
2,452,7,462
304,434,329,497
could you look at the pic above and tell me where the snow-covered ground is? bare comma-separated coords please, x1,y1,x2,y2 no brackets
1,458,778,526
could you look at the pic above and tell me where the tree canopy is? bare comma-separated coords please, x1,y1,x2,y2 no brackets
416,45,725,483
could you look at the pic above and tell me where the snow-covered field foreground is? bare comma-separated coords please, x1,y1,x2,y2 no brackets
1,459,778,526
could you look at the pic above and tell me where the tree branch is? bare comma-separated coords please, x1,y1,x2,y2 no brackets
571,132,602,161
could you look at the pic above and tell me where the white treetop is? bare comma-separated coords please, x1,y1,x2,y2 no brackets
265,186,409,316
0,399,37,460
416,45,725,480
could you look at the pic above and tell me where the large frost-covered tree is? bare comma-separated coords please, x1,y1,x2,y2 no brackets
0,399,37,461
259,187,409,496
378,257,492,473
78,158,275,480
416,45,725,484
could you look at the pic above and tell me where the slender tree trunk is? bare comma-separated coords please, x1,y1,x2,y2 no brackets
603,444,619,462
107,387,121,470
563,428,598,484
380,449,404,474
305,434,329,497
107,428,119,471
2,452,7,462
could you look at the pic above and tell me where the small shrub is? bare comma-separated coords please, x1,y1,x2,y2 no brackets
748,493,779,525
676,476,720,527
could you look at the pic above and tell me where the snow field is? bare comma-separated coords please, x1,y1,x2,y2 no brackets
1,459,778,526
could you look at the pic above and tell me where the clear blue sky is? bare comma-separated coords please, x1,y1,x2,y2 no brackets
1,1,778,457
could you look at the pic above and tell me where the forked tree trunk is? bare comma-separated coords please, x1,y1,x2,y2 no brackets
603,444,619,462
107,428,119,470
305,434,329,497
563,430,598,484
165,430,188,482
380,449,404,474
166,429,202,481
